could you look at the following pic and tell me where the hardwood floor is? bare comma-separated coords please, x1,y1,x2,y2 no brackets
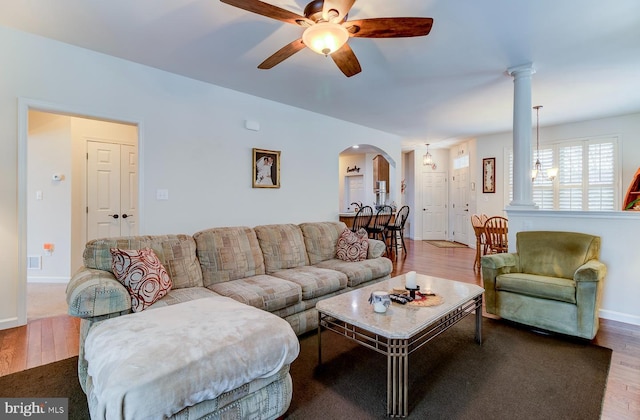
0,239,638,418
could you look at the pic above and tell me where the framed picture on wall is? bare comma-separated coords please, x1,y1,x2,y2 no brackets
483,157,496,193
252,148,281,188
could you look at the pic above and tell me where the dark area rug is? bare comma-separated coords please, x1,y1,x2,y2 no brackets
287,317,611,420
0,357,88,420
0,317,611,420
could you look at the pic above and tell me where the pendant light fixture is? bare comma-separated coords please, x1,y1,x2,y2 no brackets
531,105,558,181
531,106,543,181
423,144,436,169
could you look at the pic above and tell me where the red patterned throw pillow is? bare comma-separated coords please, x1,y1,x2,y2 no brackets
336,228,369,262
110,248,172,312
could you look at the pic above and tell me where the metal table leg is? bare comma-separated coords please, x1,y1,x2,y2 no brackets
387,338,409,417
318,311,323,364
475,295,483,344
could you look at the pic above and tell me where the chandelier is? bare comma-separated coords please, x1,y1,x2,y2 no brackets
423,144,436,169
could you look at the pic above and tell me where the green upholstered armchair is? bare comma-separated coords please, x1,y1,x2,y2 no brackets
481,231,606,339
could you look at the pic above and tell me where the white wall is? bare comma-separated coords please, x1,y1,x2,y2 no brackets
0,26,401,329
27,112,72,283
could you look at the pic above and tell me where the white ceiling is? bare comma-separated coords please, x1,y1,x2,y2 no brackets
1,0,639,150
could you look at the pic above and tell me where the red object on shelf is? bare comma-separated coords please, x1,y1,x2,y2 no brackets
623,167,640,210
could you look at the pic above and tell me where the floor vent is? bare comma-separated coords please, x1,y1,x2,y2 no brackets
27,255,42,270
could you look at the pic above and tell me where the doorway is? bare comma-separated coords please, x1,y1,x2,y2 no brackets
451,166,471,245
21,104,140,324
421,171,448,240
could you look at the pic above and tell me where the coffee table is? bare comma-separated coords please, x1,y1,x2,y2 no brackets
316,273,484,417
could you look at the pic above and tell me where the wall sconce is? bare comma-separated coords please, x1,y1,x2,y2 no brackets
423,144,436,169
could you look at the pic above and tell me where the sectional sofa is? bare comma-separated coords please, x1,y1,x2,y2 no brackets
66,221,393,419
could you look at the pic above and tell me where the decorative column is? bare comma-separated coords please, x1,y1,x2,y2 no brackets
506,64,537,209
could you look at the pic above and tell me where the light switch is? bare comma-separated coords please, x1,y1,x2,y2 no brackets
36,190,43,200
156,189,169,200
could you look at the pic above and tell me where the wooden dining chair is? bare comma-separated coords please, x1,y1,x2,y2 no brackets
366,205,393,243
386,205,410,256
351,206,373,232
471,214,487,270
484,216,509,254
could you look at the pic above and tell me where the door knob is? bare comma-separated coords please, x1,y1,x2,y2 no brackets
108,214,119,219
122,214,131,219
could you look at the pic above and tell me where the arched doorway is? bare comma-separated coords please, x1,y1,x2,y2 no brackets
338,144,397,213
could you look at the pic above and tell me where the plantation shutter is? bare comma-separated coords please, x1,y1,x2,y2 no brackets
587,141,615,210
532,147,554,209
506,137,618,211
558,144,583,210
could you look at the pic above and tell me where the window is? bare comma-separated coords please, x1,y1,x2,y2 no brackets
506,137,618,210
454,154,469,169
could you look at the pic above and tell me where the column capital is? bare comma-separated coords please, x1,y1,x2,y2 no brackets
507,63,536,78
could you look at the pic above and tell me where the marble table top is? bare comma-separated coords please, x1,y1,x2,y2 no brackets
316,273,484,339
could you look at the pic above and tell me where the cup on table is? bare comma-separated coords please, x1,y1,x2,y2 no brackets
369,291,391,313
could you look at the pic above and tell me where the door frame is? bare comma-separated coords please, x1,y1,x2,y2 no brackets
16,97,144,327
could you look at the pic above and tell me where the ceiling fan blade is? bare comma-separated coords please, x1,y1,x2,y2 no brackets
220,0,312,26
258,39,306,69
331,43,361,77
346,17,434,38
322,0,356,22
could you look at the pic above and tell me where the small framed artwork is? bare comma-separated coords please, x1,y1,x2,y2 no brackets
252,148,281,188
483,157,496,193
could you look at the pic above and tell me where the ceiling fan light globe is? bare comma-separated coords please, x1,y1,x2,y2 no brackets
302,22,349,55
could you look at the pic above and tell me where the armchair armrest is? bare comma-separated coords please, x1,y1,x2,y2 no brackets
66,267,132,319
367,238,386,259
574,259,607,339
481,253,519,314
481,252,518,271
574,259,607,282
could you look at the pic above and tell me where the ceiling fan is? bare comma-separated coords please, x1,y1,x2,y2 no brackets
220,0,434,77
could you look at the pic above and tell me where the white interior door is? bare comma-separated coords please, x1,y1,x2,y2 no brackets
452,167,470,244
87,141,138,240
421,172,447,240
346,175,364,211
120,144,138,236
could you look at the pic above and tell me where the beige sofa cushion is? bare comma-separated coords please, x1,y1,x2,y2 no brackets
269,266,347,300
299,222,346,265
254,224,309,273
314,258,393,288
84,296,299,419
207,275,301,312
83,235,203,289
194,227,266,287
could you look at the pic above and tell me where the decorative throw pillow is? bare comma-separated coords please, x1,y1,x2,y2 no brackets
336,228,369,262
110,248,172,312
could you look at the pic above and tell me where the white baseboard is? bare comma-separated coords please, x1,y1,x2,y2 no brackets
27,276,70,284
599,309,640,326
0,316,23,330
